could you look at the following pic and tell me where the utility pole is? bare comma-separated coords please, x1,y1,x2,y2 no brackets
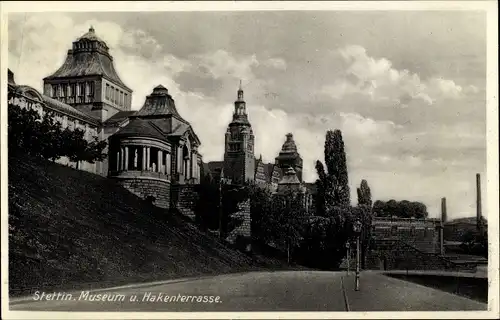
346,242,351,276
476,173,483,236
353,219,362,291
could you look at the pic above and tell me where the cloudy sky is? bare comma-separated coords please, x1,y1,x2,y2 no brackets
7,10,487,219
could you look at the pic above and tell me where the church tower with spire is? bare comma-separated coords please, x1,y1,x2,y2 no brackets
223,81,255,185
43,26,132,122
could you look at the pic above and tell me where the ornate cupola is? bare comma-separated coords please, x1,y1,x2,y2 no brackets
43,26,132,122
275,133,304,182
134,85,184,120
230,80,250,125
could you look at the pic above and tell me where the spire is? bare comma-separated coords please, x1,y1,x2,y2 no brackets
89,25,95,33
237,80,244,101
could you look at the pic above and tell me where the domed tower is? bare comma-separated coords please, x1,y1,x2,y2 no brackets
43,26,132,122
108,84,202,209
275,133,303,182
223,81,255,185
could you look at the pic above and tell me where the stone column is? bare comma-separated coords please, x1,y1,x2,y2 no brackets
190,152,195,180
158,150,163,173
124,146,129,171
142,147,146,171
146,147,151,171
178,146,183,173
116,150,120,171
166,153,171,176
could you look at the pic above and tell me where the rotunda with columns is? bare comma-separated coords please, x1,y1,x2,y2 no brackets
108,85,202,209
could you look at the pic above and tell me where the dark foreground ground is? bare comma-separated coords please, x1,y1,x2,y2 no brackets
10,271,487,312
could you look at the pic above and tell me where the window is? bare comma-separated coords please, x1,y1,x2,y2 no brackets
105,84,110,100
124,93,128,107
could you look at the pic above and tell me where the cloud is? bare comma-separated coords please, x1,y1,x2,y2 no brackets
321,45,468,105
263,57,287,70
192,50,259,80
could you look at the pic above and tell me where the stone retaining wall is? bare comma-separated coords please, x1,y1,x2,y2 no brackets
117,177,171,209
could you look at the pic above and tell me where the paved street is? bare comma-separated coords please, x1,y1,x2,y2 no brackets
10,271,487,312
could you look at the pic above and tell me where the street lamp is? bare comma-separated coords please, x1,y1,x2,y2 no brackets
353,219,362,291
345,242,351,275
218,177,224,240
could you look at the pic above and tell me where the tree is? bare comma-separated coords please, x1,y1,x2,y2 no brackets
356,179,373,268
357,179,372,207
8,103,107,166
296,129,353,269
372,200,428,219
324,130,350,207
271,190,308,264
62,129,107,169
249,185,275,245
315,129,350,216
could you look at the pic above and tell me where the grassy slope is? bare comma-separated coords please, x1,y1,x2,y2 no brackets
8,153,291,297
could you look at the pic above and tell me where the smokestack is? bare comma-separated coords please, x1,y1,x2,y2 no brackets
476,173,482,234
441,197,447,223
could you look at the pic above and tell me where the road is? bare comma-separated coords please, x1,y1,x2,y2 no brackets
10,271,487,312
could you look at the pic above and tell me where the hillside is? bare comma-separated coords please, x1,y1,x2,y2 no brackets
8,153,294,297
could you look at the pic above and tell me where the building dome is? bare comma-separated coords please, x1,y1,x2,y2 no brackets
78,26,106,45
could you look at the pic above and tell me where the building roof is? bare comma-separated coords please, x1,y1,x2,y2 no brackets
103,111,136,127
78,26,105,43
281,133,298,153
278,167,301,185
276,133,302,161
42,95,98,124
113,118,166,140
44,27,131,91
135,85,183,118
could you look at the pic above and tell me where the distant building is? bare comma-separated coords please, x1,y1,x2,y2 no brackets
444,217,487,242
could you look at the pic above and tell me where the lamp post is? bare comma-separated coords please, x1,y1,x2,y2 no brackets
218,177,224,240
345,242,351,275
353,219,362,291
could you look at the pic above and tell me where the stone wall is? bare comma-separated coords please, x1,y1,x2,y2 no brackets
170,184,198,220
226,198,252,252
117,177,171,209
366,240,475,272
371,217,440,254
